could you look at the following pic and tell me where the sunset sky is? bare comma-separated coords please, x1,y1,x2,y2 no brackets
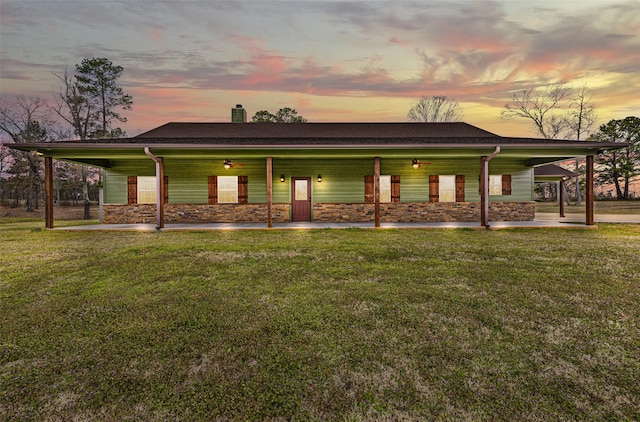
1,0,639,137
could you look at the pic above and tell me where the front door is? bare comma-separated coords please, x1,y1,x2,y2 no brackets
291,177,311,222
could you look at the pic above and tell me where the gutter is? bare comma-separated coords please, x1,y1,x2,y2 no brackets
144,147,164,230
481,146,501,228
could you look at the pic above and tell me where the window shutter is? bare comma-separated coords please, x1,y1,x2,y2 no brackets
391,175,401,203
163,176,169,204
208,176,217,204
429,175,439,202
127,176,137,204
455,175,465,202
238,176,248,204
502,174,512,195
364,175,374,203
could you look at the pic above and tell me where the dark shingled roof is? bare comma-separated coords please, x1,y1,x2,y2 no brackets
534,164,580,178
134,122,500,140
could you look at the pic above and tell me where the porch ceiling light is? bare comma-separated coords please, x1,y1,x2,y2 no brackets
317,175,322,183
412,158,432,169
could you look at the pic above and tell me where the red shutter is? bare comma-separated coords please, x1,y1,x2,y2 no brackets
429,175,439,202
127,176,137,205
391,175,401,203
502,174,512,195
208,176,217,204
364,175,374,203
238,176,248,204
163,176,169,204
455,175,465,202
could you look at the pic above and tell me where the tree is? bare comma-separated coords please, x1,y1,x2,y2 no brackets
53,58,132,218
75,58,133,138
591,117,640,200
0,96,51,211
566,85,598,205
407,96,462,122
252,107,307,123
501,82,572,139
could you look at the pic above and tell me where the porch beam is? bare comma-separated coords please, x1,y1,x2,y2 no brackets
44,156,54,229
374,156,380,228
266,157,273,228
586,155,594,225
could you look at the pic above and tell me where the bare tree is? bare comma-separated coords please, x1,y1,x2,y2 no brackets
0,96,52,211
566,85,598,205
501,82,572,139
407,96,463,122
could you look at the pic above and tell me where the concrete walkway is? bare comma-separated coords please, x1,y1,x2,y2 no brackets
53,213,639,231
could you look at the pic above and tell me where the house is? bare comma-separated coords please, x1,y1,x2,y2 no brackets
7,105,625,229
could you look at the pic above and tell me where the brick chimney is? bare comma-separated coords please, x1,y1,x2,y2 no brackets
231,104,247,123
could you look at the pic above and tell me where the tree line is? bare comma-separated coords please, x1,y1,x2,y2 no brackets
1,62,639,217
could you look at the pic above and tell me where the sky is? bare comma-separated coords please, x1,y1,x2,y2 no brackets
1,0,639,137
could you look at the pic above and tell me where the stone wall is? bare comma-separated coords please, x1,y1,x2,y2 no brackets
313,202,535,223
102,204,290,224
102,201,535,224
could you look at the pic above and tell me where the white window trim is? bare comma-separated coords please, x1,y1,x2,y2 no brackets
137,176,157,204
218,175,238,203
439,175,456,202
379,175,391,203
489,175,503,196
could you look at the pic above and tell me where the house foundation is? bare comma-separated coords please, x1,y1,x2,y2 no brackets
102,202,535,224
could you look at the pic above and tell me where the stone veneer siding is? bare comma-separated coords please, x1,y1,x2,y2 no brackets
103,202,535,224
314,202,535,223
102,204,291,224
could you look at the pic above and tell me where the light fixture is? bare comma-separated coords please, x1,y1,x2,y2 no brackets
223,159,232,169
412,158,432,169
317,175,322,183
280,174,285,182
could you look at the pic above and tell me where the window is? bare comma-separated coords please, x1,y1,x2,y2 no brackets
489,175,502,195
379,175,391,203
429,175,464,202
218,176,238,203
439,175,455,202
137,176,157,204
488,174,512,195
364,175,400,203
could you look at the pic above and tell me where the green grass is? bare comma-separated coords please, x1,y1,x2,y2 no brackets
1,221,639,420
536,199,640,214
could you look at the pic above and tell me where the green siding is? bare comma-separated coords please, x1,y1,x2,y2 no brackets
103,157,533,205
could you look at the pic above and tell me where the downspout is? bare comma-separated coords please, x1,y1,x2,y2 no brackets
144,147,164,230
480,146,501,228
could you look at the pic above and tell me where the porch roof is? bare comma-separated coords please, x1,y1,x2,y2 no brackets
5,122,627,168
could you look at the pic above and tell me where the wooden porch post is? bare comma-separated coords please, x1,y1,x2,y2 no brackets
480,156,489,227
157,157,165,229
374,157,381,228
559,181,565,218
44,156,54,229
266,157,273,228
586,155,594,225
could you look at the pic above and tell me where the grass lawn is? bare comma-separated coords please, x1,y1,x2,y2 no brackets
1,220,639,420
536,199,640,215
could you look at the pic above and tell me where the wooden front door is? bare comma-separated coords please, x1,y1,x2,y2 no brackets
291,177,311,222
